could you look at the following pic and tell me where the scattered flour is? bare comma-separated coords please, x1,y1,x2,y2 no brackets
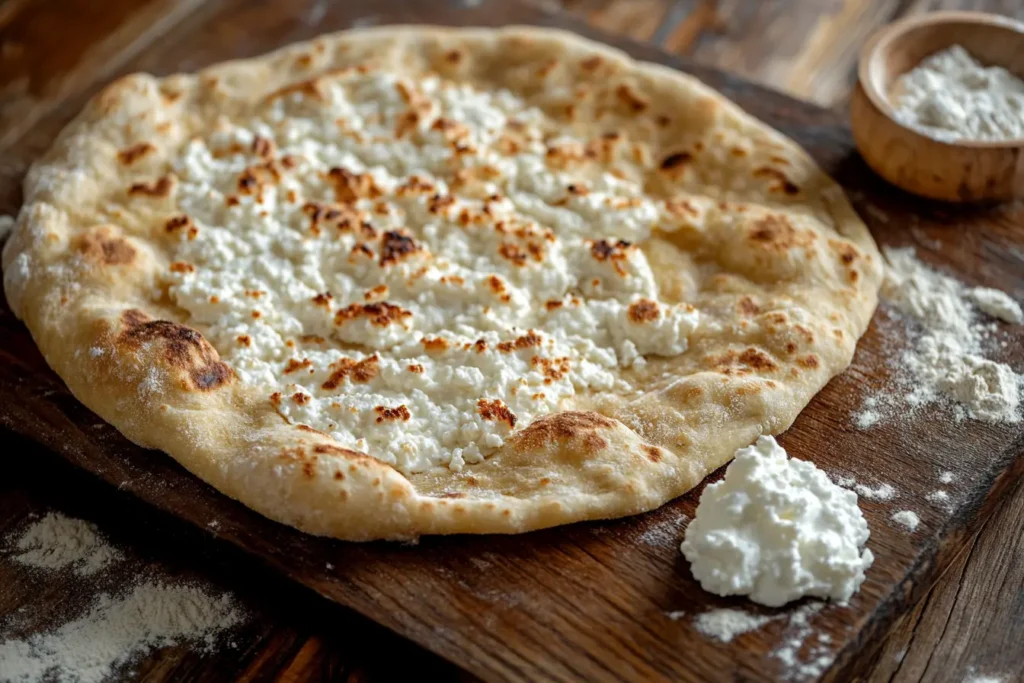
638,512,688,547
854,483,896,501
693,608,772,643
938,470,956,485
832,474,897,502
971,287,1023,324
855,408,880,429
926,490,950,504
772,602,833,680
11,514,120,576
664,610,686,621
0,513,243,683
891,510,921,532
854,248,1022,428
889,45,1024,142
0,583,243,683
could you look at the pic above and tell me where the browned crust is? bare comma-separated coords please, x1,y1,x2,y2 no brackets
0,25,882,542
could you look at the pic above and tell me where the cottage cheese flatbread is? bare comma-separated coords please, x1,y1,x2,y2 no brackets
2,27,881,540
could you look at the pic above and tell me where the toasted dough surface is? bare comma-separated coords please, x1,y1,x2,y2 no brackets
2,26,881,540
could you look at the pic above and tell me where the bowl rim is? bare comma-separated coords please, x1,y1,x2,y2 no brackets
857,10,1024,149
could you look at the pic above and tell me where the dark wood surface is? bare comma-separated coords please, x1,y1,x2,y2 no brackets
1,1,1023,681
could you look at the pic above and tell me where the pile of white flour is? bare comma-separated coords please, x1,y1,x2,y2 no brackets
11,513,120,576
693,608,773,643
890,45,1024,142
855,247,1022,428
1,512,243,683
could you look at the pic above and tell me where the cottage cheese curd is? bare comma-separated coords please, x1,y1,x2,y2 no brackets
162,68,697,474
680,436,873,607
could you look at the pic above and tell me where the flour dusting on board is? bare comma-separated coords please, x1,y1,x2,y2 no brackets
0,513,243,683
638,511,688,547
693,609,773,643
854,247,1022,428
772,602,833,680
891,510,920,532
11,513,120,576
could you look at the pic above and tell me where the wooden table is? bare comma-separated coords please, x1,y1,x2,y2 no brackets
1,1,1022,681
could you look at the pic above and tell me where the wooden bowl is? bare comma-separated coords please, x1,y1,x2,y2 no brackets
850,12,1024,202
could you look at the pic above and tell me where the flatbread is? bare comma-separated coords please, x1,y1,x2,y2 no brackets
1,27,882,540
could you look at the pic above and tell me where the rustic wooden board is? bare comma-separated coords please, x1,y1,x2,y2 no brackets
1,0,1023,681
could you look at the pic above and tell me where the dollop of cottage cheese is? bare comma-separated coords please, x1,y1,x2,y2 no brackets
680,436,874,607
161,67,698,474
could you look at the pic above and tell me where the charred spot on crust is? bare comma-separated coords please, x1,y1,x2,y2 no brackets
117,309,234,392
265,77,324,102
747,215,812,250
327,167,381,203
117,142,156,165
129,175,174,197
739,348,777,371
477,398,517,428
164,215,192,234
615,83,649,111
333,302,411,327
76,229,137,266
379,231,419,266
753,166,799,195
797,354,820,369
251,135,275,159
627,299,660,323
374,405,410,423
421,337,448,353
531,356,570,382
590,238,630,261
498,242,528,266
283,358,313,374
496,331,543,353
322,355,380,390
641,444,663,462
738,297,760,316
660,151,692,172
511,411,617,452
590,239,633,275
708,347,779,375
193,363,233,390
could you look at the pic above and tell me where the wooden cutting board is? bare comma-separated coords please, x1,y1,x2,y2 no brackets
1,1,1022,681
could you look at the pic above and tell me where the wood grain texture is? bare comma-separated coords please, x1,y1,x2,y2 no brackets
0,1,1023,682
0,0,208,150
654,0,1024,108
557,0,672,40
0,432,465,682
867,478,1024,683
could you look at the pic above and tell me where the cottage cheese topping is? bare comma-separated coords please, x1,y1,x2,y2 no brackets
680,436,874,607
890,45,1024,142
161,68,698,473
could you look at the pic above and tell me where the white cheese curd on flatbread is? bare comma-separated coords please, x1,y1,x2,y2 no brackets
2,27,882,540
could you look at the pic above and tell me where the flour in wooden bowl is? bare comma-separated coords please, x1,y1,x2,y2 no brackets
890,45,1024,142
